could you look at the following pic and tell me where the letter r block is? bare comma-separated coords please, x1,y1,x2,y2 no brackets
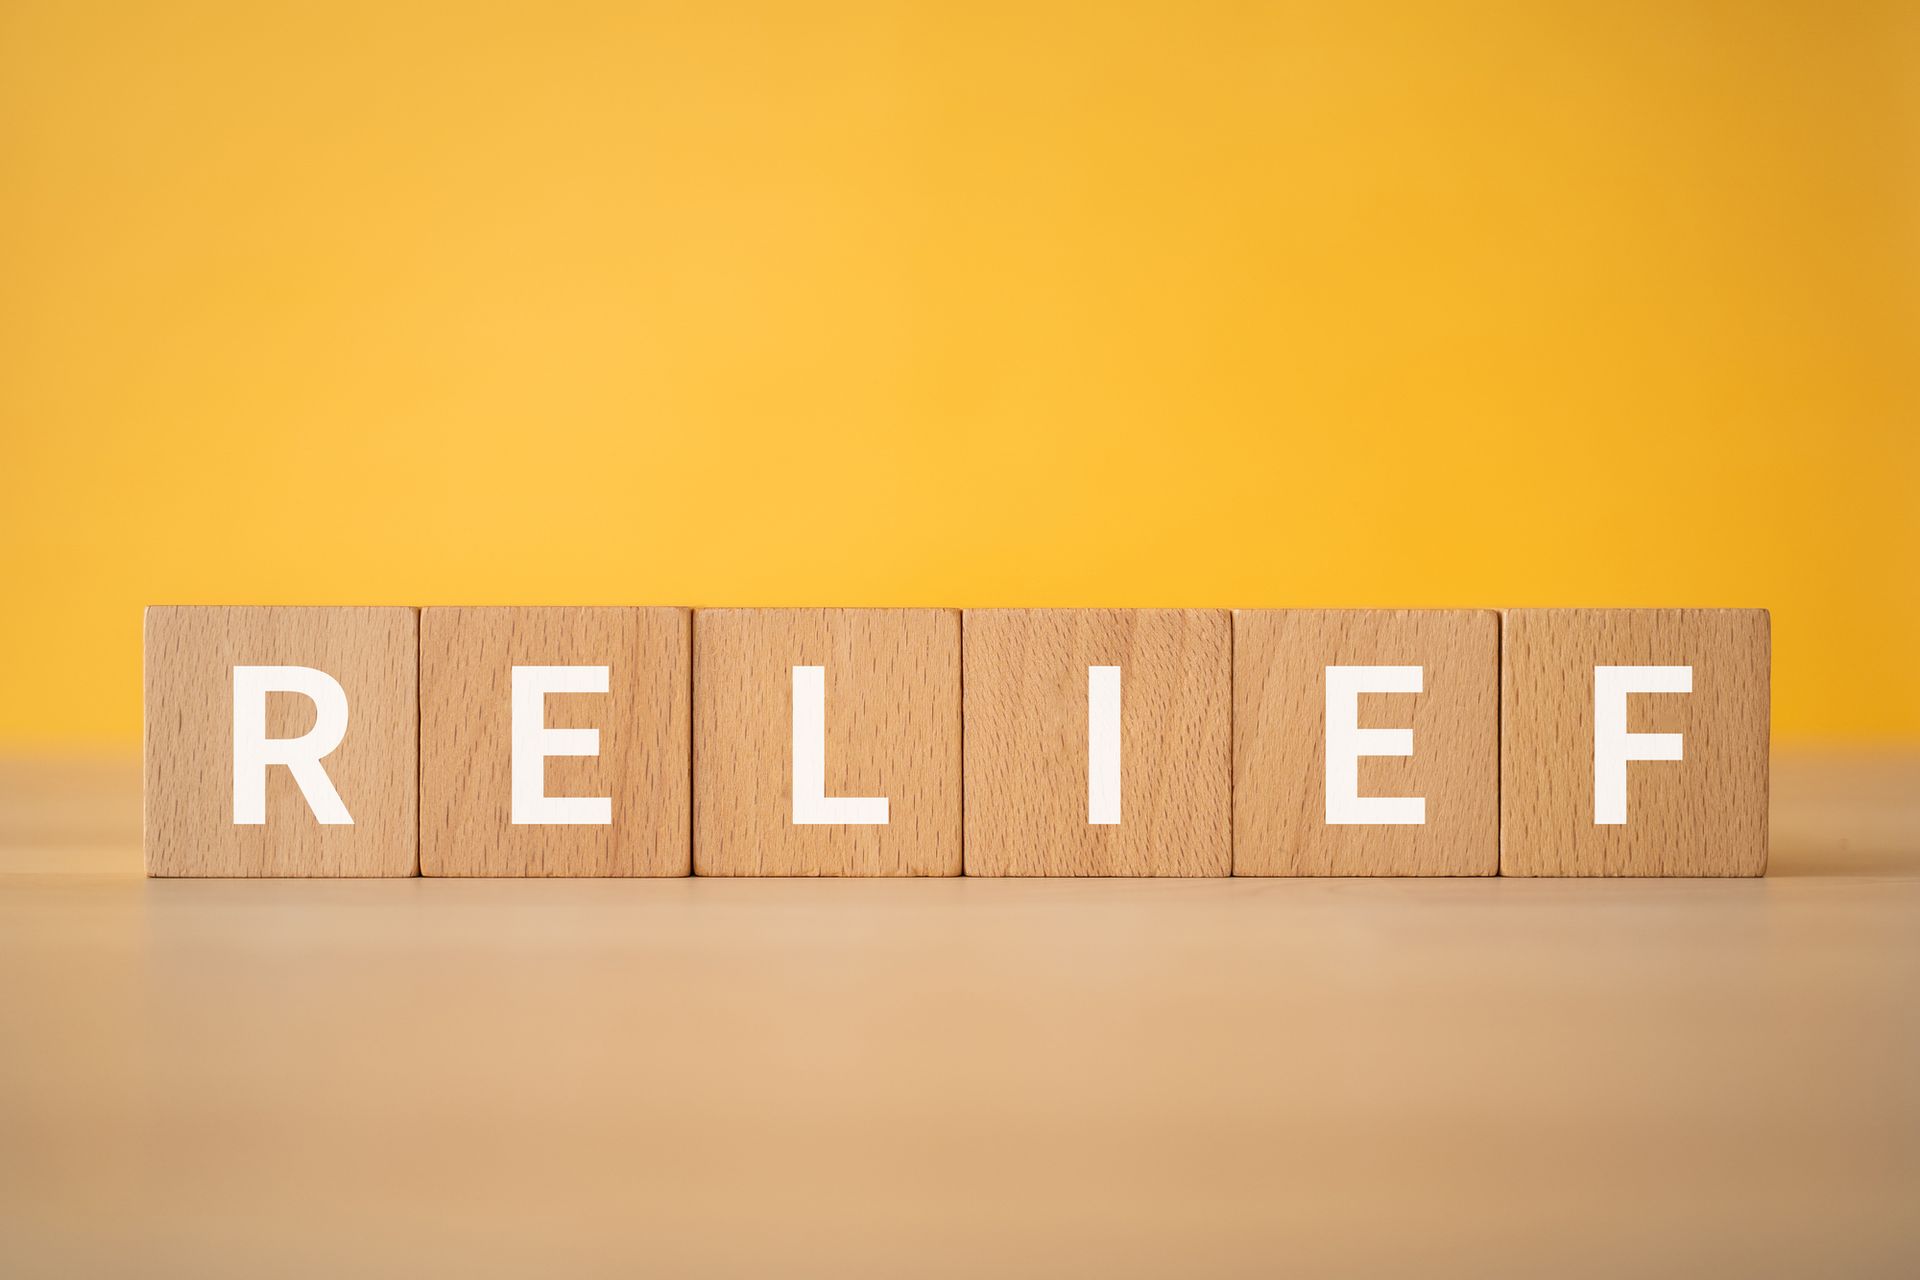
144,606,418,876
419,607,691,876
693,609,961,876
1233,609,1499,876
1501,609,1769,876
963,609,1230,876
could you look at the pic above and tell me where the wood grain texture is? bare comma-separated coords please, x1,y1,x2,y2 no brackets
963,609,1230,876
1233,609,1498,876
693,608,961,876
1501,608,1769,876
143,606,417,877
419,607,690,877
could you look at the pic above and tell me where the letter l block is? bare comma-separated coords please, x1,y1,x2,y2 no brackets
693,608,961,876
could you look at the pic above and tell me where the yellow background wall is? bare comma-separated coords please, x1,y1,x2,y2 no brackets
3,0,1915,747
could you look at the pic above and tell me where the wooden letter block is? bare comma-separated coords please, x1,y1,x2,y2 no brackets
420,607,691,876
1233,609,1498,876
144,606,418,877
693,608,961,876
963,609,1230,876
1501,608,1769,876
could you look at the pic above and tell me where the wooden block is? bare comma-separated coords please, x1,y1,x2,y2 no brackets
692,608,961,876
1233,609,1499,876
419,607,690,877
144,606,418,877
963,609,1230,876
1501,608,1769,876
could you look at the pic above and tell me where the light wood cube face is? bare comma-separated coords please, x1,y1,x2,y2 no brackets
419,607,691,877
1501,609,1769,877
1233,609,1499,876
963,609,1230,876
692,609,962,876
144,606,418,877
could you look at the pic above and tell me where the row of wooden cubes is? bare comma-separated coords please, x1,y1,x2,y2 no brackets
144,606,1769,878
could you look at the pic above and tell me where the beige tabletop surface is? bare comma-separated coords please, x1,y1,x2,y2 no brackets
2,752,1916,1278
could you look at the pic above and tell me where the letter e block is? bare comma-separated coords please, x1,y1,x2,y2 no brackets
693,609,961,876
420,607,691,876
1501,609,1769,876
964,609,1230,876
1234,609,1498,876
144,606,418,877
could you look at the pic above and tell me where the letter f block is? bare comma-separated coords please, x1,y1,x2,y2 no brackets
1501,609,1769,876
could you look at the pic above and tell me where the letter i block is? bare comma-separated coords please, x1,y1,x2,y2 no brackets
1233,610,1499,876
419,607,691,876
1501,609,1769,876
692,609,961,876
143,606,419,876
963,609,1231,876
